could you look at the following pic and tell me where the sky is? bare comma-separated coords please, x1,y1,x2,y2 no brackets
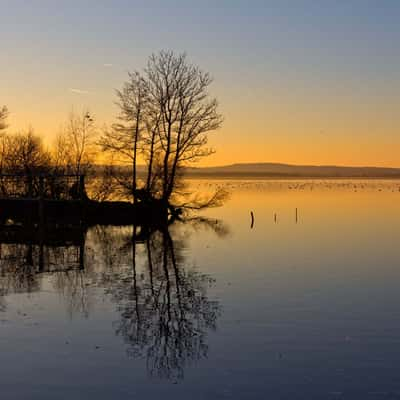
1,0,400,167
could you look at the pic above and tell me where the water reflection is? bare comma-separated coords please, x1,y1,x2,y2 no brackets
0,244,41,296
0,218,227,380
106,227,220,379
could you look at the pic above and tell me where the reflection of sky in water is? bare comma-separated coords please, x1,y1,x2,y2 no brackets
1,180,400,399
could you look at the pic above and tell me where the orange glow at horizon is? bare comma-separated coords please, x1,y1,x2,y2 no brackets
6,97,400,169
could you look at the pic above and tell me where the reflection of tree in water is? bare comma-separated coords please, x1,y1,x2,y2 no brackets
0,218,227,380
95,221,225,380
0,226,130,315
0,244,41,298
0,242,85,313
52,269,90,318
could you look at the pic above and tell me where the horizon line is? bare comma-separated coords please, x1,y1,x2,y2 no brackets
93,161,400,170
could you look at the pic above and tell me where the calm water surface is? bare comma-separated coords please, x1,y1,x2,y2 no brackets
1,179,400,399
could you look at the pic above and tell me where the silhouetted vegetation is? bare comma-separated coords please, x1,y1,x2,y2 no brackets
0,51,226,220
0,112,98,200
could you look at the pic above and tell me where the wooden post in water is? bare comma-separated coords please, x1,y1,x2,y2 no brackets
295,207,298,224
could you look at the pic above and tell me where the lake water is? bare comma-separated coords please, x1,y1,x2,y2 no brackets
1,179,400,399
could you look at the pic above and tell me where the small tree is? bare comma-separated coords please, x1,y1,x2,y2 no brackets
60,110,97,177
100,72,148,202
5,129,52,196
6,129,51,175
51,110,97,199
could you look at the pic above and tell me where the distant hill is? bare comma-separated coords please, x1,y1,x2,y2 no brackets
183,163,400,178
93,162,400,179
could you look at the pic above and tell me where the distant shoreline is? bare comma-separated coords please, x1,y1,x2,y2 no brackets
184,174,400,180
94,162,400,180
183,162,400,179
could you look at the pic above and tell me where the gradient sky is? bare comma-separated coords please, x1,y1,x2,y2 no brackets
1,0,400,166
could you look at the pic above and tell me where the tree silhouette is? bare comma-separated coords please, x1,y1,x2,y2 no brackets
100,51,223,210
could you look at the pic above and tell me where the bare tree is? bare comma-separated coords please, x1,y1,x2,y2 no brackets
3,129,52,196
145,51,223,204
100,73,148,202
60,110,97,177
0,114,54,196
100,51,223,211
6,129,52,175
